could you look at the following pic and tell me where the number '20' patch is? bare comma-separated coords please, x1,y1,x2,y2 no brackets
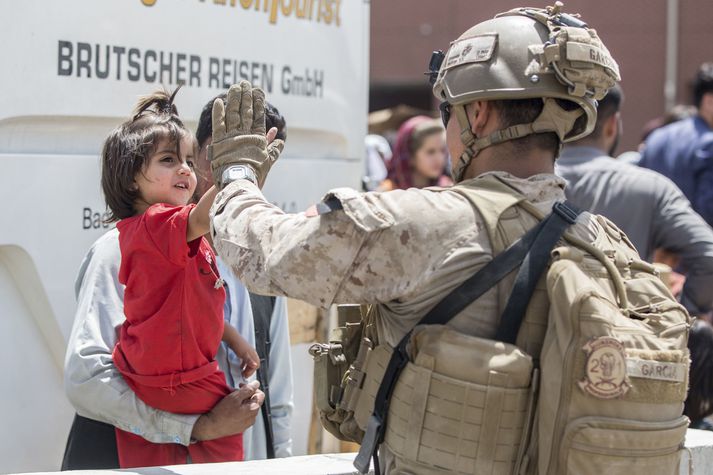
578,336,630,399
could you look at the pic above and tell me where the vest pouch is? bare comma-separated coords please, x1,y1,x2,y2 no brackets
310,305,372,442
382,325,535,474
354,344,394,433
310,340,349,439
558,416,688,475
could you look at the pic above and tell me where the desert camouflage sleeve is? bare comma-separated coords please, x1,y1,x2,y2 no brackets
210,179,465,308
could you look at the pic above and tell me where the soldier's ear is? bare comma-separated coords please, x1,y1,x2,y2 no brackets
469,101,492,136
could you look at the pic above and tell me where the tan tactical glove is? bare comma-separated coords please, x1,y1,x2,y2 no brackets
209,80,285,189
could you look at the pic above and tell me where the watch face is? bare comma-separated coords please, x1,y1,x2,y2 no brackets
224,166,255,184
230,168,247,180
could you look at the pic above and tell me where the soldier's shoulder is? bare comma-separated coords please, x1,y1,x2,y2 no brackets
317,186,475,232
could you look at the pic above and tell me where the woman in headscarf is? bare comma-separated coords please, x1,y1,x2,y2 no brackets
378,115,451,191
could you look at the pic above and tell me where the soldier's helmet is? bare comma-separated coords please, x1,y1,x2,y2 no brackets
430,2,620,181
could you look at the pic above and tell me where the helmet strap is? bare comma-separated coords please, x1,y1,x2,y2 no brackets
452,98,583,181
452,104,478,182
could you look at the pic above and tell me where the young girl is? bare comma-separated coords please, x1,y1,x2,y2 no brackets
101,89,258,468
378,116,452,191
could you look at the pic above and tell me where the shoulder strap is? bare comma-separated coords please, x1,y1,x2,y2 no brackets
354,201,580,474
495,202,580,344
249,293,277,459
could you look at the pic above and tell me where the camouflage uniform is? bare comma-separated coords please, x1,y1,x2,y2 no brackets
211,171,598,348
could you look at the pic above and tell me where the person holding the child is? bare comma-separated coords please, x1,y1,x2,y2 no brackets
62,88,285,469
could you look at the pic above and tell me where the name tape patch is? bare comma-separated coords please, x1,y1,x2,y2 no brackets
626,358,686,383
445,34,497,70
566,42,617,71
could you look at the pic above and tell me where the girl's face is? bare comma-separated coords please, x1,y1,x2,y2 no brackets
133,134,197,214
413,132,447,180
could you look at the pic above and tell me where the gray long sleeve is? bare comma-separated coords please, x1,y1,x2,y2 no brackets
64,229,198,445
649,177,713,314
558,146,713,314
215,257,294,460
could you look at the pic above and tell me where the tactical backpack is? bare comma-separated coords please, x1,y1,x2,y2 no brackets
311,175,691,474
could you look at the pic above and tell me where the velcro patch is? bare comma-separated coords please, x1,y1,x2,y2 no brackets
444,34,497,69
566,41,617,71
626,358,686,383
578,337,630,399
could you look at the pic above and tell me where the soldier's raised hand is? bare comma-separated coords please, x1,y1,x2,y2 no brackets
208,80,284,189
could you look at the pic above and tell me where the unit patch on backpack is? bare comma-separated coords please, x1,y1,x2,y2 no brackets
578,336,630,399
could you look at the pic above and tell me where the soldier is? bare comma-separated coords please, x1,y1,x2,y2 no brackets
208,4,620,474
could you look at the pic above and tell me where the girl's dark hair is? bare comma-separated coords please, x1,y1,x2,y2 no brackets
101,88,191,222
685,319,713,423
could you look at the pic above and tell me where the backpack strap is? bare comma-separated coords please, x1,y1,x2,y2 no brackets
249,293,277,459
354,201,580,474
455,175,561,352
496,202,580,344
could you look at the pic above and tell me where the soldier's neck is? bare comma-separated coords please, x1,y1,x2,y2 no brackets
462,143,555,180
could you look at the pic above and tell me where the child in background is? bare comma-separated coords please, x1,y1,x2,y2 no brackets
378,116,452,191
100,89,259,468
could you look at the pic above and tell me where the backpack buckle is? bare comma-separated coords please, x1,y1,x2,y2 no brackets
552,201,580,224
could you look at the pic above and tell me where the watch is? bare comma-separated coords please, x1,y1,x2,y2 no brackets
221,165,258,186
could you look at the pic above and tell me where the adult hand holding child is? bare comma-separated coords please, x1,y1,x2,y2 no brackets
191,380,265,442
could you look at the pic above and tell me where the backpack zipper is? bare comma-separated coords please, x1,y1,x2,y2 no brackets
545,291,586,474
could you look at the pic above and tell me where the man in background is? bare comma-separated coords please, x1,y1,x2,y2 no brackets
557,84,713,316
196,96,294,460
639,63,713,227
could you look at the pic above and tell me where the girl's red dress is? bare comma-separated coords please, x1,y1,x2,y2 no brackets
113,203,242,468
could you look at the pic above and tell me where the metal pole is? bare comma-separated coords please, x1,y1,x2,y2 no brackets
664,0,679,112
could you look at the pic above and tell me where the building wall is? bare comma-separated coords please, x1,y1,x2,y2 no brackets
370,0,713,153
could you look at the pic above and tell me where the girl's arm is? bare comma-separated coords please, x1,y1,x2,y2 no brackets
187,185,218,242
223,323,260,378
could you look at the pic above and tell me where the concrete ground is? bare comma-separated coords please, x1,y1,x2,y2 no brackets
11,429,713,475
